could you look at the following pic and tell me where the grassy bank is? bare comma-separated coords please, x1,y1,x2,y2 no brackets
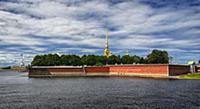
179,73,200,79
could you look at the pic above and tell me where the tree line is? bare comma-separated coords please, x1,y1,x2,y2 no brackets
31,49,169,66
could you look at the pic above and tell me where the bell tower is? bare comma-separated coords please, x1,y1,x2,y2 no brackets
104,31,112,58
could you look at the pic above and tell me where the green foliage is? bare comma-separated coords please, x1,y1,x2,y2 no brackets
107,55,121,65
61,55,81,66
121,55,132,64
96,56,107,65
95,62,104,66
139,57,148,64
81,55,97,66
31,54,60,66
31,49,169,66
147,49,169,64
1,66,11,69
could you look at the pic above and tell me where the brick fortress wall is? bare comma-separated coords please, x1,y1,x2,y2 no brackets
109,64,168,77
168,65,190,76
29,64,191,77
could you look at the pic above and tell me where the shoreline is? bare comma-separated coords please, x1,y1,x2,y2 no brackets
29,74,179,80
28,74,200,80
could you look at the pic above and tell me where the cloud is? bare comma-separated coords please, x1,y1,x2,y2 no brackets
0,0,200,66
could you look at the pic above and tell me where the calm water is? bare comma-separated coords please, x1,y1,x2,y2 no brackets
0,71,200,109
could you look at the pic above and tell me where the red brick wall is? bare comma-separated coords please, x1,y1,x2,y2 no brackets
169,65,190,76
109,64,168,76
30,64,190,77
85,66,109,73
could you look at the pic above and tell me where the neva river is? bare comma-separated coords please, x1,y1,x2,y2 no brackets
0,71,200,109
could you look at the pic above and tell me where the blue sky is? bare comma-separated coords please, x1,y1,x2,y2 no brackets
0,0,200,66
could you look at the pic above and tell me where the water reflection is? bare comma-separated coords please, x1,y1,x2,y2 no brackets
0,71,200,109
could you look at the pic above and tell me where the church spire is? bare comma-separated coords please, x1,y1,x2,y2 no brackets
105,31,108,48
104,30,112,58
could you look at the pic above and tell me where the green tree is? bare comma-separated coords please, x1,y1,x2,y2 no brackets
61,55,81,66
60,55,71,65
130,55,140,64
121,55,133,64
96,56,107,65
81,55,97,66
31,54,61,66
139,57,148,64
70,55,82,66
45,54,61,66
147,49,169,64
31,55,45,66
107,55,121,65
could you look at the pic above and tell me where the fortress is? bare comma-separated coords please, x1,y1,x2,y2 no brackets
29,32,191,78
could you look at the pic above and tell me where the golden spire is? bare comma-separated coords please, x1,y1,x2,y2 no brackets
105,31,108,48
104,30,112,58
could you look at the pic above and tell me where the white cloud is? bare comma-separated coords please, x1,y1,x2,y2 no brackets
0,0,200,66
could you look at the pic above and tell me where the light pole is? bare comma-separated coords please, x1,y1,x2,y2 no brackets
169,56,173,64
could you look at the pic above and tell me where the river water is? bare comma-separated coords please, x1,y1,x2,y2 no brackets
0,71,200,109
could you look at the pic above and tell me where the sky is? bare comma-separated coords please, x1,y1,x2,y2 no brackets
0,0,200,66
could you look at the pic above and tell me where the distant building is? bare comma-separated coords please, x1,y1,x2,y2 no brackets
187,61,196,73
103,31,112,58
195,64,200,72
187,61,195,65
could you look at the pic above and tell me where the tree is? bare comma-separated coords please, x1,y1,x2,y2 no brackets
31,54,61,66
147,49,169,64
130,55,140,64
45,54,61,66
81,55,97,66
61,55,81,66
199,60,200,64
70,55,82,66
139,57,148,64
31,55,45,66
60,55,71,65
96,56,107,65
121,55,133,64
107,55,121,65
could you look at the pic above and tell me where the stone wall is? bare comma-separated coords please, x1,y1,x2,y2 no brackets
29,64,191,77
29,67,49,77
168,65,190,76
48,67,84,76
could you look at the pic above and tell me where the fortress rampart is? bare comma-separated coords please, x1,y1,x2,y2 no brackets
29,64,190,78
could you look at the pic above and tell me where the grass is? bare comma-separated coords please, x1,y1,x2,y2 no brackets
179,73,200,79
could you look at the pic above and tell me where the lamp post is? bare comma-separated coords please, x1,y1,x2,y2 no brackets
169,56,173,64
